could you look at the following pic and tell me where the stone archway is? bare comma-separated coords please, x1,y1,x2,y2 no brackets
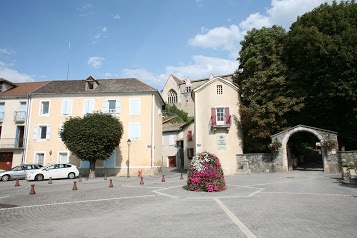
271,125,338,172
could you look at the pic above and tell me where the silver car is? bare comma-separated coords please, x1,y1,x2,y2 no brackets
0,164,43,181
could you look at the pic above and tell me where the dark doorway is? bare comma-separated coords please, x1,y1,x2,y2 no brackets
16,126,25,148
0,152,13,170
168,156,176,167
287,132,323,171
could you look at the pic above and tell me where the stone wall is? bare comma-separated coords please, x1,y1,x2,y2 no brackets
236,153,284,174
338,151,357,167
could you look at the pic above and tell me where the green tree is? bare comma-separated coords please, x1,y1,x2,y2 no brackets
234,26,303,152
163,104,193,123
286,0,357,149
60,112,124,172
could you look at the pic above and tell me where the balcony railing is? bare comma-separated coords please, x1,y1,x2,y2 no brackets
0,112,4,122
0,138,24,149
14,111,26,122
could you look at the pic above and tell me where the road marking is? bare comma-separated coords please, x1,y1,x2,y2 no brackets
214,198,257,238
261,191,355,197
0,196,10,200
0,194,156,210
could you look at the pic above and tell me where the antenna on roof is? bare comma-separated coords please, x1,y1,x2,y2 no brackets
66,42,71,80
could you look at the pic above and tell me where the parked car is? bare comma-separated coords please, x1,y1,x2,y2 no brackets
0,164,43,181
26,164,79,181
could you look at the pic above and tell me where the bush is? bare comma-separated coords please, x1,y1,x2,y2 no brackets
186,152,226,192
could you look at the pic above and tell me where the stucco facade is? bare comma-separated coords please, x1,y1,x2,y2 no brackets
192,77,243,175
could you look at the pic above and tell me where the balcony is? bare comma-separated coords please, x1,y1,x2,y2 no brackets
211,115,231,132
0,138,24,149
14,111,26,123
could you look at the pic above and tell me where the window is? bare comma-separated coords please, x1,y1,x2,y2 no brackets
102,99,120,114
17,102,27,120
169,135,175,145
187,148,194,159
187,131,193,141
217,85,223,95
58,152,69,164
61,100,72,116
84,99,95,114
129,98,141,115
0,102,4,121
168,89,177,104
211,107,230,126
88,82,94,90
186,86,191,93
33,125,51,141
40,101,50,115
129,122,140,140
35,153,45,165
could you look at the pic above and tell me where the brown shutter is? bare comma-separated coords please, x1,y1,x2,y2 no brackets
211,108,216,125
225,107,230,124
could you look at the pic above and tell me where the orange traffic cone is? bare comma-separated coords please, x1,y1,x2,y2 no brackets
48,177,52,184
15,179,20,187
72,181,78,191
180,173,184,180
140,176,144,185
162,175,165,182
109,179,113,188
29,184,36,195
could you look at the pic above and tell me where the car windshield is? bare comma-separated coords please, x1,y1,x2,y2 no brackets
42,164,54,169
12,166,23,171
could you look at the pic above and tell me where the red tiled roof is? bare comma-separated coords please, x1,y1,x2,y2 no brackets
1,81,49,95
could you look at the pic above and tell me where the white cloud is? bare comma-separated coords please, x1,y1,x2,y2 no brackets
100,72,117,78
88,57,104,69
188,25,243,53
102,27,107,32
239,13,271,32
0,61,34,82
113,15,120,20
0,48,15,55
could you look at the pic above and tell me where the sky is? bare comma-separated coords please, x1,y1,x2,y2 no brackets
0,0,339,90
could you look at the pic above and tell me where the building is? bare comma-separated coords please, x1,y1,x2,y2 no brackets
24,76,165,176
0,78,48,170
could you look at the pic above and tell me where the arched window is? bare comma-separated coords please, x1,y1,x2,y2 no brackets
168,89,177,104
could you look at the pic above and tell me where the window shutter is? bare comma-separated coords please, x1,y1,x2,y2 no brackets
102,100,109,113
116,100,121,113
61,101,66,115
33,125,38,141
46,126,52,140
211,108,216,125
67,101,72,115
225,107,230,124
187,131,192,141
89,100,94,113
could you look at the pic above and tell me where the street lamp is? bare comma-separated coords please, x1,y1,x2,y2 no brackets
127,139,131,178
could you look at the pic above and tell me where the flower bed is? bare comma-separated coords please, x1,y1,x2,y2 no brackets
186,152,226,192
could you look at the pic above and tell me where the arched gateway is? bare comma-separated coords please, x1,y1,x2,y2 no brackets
271,125,338,172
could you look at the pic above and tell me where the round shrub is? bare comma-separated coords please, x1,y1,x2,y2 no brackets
186,152,226,192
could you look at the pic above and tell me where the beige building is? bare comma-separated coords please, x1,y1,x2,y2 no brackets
192,76,243,175
25,76,164,176
0,79,47,170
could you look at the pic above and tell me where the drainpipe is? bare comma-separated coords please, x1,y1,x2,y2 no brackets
23,94,32,164
151,93,155,176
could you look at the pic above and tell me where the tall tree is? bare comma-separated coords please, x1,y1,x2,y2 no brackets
286,0,357,149
235,26,303,152
60,112,124,173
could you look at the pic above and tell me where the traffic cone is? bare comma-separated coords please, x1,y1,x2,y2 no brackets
180,173,184,180
48,177,52,184
72,181,78,191
78,175,82,182
140,176,144,185
162,175,165,182
29,184,36,195
15,179,20,187
109,179,114,188
104,174,107,180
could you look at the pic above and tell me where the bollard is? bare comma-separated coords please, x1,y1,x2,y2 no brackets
72,181,78,191
162,175,165,182
180,173,184,180
140,176,144,185
48,177,52,184
78,175,82,182
29,184,36,195
109,179,113,188
138,169,142,177
15,179,20,187
104,174,107,180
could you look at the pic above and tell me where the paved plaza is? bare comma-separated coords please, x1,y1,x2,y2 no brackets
0,170,356,238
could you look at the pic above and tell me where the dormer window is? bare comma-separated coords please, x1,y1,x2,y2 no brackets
88,82,94,90
85,75,99,91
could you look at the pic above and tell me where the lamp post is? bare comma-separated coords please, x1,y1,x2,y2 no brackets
127,139,131,178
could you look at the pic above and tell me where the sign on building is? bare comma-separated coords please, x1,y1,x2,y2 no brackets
217,135,226,150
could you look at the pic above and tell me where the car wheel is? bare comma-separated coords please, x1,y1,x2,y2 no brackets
1,175,10,181
35,174,44,181
68,172,75,179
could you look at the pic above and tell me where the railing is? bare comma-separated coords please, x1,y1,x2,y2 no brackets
14,111,26,122
0,112,4,122
0,138,24,149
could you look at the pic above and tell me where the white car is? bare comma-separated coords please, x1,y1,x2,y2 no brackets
26,164,79,181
